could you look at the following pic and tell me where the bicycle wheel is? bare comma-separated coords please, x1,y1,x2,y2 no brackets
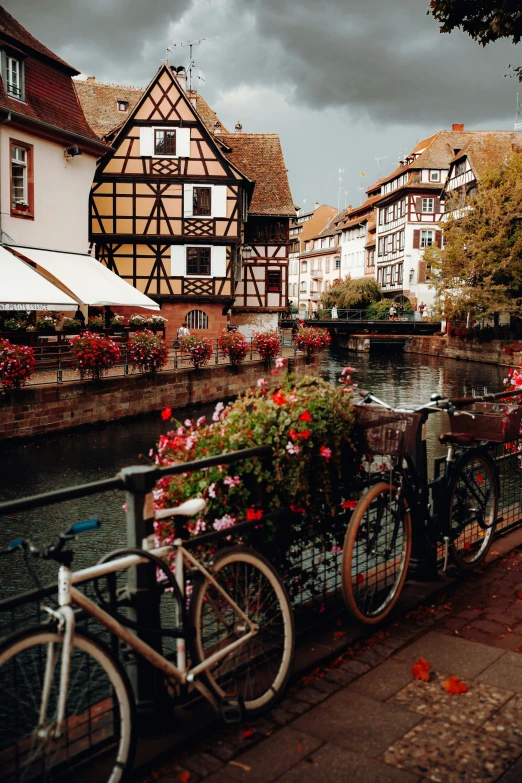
189,546,294,719
447,450,498,570
0,626,135,783
342,482,412,624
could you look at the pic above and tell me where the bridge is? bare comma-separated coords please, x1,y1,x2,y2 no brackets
279,309,442,336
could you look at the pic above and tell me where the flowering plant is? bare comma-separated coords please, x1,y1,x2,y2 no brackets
0,339,35,391
151,377,359,594
148,315,168,327
87,315,105,331
128,330,169,374
3,317,26,331
218,328,249,365
35,315,56,331
110,314,125,327
69,331,121,380
504,342,522,357
130,314,148,327
62,317,82,330
182,335,213,368
252,329,281,360
294,327,331,356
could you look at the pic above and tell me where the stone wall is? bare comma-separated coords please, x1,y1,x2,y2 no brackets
0,355,316,442
405,336,520,367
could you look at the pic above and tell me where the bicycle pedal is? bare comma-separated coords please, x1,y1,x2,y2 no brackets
220,697,244,724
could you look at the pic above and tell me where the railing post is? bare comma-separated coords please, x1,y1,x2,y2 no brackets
57,348,63,384
119,465,162,725
124,345,129,376
250,336,253,361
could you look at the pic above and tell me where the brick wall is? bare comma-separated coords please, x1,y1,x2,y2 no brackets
405,336,519,367
0,355,317,441
112,302,229,342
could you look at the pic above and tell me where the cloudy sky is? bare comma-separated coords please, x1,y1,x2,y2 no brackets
8,0,522,209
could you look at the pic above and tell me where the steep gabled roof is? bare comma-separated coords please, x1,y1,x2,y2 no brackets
449,131,522,178
0,5,76,72
220,133,294,217
73,79,143,139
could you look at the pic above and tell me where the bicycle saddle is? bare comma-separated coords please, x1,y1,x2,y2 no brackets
439,432,476,446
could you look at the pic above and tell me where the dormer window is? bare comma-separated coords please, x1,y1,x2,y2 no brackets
117,100,128,112
1,54,24,100
430,171,440,182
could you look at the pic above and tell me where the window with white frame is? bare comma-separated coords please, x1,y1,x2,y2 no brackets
300,280,307,293
5,56,23,100
325,257,330,273
301,260,307,273
335,257,340,269
11,145,27,206
430,171,440,182
420,229,434,248
422,198,434,213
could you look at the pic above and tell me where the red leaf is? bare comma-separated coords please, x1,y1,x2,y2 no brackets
297,740,303,752
444,675,468,694
178,772,190,783
242,729,254,738
412,658,432,682
477,474,484,484
333,631,346,639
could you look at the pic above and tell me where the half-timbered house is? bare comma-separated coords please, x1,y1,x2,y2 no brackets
76,65,294,339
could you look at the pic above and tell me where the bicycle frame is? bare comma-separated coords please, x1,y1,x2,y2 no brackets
44,540,259,730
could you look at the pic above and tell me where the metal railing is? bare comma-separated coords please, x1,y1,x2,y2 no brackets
281,309,437,324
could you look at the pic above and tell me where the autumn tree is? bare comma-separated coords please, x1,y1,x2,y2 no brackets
429,1,522,78
425,151,522,322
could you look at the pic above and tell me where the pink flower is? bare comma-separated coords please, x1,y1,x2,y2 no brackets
213,514,236,531
286,441,300,455
197,416,206,427
184,418,192,427
331,545,342,554
213,401,225,421
224,475,241,488
275,357,286,369
257,378,267,387
320,446,332,461
341,367,356,375
176,426,184,436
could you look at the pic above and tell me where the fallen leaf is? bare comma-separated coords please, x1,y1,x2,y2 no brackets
178,773,190,783
518,593,522,600
412,658,433,681
229,761,251,772
444,675,469,694
297,740,303,752
242,729,254,738
333,631,346,639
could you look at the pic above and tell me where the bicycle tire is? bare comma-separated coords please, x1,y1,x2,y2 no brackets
342,482,412,625
447,449,498,570
188,546,294,719
0,625,135,783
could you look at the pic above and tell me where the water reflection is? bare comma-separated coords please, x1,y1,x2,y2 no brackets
0,349,506,595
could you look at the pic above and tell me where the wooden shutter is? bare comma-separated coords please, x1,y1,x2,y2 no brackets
212,246,227,278
413,230,420,249
177,128,191,158
212,185,227,218
435,230,442,248
418,261,427,284
183,184,193,217
415,197,422,213
170,245,186,276
139,127,154,156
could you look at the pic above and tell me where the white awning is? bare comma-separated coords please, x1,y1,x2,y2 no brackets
0,246,77,311
10,246,160,310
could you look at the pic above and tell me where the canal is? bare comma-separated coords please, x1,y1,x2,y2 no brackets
0,349,506,596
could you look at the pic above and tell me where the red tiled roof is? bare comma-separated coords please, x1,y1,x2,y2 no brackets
449,131,522,178
0,5,76,72
0,7,106,148
221,133,294,217
73,79,144,139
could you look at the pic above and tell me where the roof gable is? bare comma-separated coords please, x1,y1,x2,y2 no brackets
0,5,76,72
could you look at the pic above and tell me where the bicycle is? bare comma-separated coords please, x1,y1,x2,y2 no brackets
0,498,295,782
342,388,522,625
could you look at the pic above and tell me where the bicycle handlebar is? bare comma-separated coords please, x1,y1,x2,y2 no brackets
0,518,101,558
358,386,522,414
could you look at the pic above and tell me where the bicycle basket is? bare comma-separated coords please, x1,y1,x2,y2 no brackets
355,406,421,457
449,402,522,443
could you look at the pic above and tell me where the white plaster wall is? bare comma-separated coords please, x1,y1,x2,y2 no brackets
1,126,97,253
231,311,279,338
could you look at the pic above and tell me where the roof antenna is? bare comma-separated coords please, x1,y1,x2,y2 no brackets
167,38,217,91
515,93,522,132
375,155,389,174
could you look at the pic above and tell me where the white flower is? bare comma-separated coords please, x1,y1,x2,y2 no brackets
257,378,267,387
184,419,192,427
275,357,286,369
197,416,206,427
286,441,300,455
213,401,225,421
176,426,184,436
208,483,216,498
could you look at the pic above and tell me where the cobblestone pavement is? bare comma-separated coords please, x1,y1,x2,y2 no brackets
136,546,522,783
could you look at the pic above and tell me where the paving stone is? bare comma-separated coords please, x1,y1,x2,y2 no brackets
204,728,322,782
269,707,295,727
393,630,504,678
390,672,513,728
443,617,469,632
283,698,312,715
497,755,522,782
354,649,386,667
383,719,520,782
348,659,414,702
458,626,498,645
322,668,356,686
291,690,422,757
477,651,522,692
184,752,224,777
204,741,237,762
489,633,522,651
472,619,508,635
339,659,371,676
293,687,329,705
309,678,337,694
483,693,522,746
277,742,420,782
374,635,407,652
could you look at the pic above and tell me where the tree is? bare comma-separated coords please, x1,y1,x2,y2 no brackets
429,1,522,78
425,151,522,321
319,278,382,311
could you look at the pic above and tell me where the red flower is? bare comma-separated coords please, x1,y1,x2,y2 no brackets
272,390,288,406
299,410,312,422
300,429,311,440
161,407,172,421
342,499,357,509
290,504,306,513
320,445,332,461
246,508,263,521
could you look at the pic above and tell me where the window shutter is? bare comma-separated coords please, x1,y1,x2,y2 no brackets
434,197,441,213
170,245,186,277
415,197,422,213
435,230,442,248
413,230,420,249
212,185,227,218
139,127,154,156
177,128,191,158
418,261,427,284
183,184,193,218
212,246,227,278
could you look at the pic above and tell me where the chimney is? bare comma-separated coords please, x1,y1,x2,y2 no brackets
87,76,96,82
315,201,319,209
172,66,187,92
452,123,465,131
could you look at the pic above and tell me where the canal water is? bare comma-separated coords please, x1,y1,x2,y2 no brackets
0,349,506,597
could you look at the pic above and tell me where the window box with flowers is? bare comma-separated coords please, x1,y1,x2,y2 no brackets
62,317,83,334
35,316,57,334
218,328,249,366
129,314,149,330
181,334,213,368
294,327,331,359
128,330,169,374
147,315,168,331
69,332,121,381
110,314,126,330
2,317,27,332
87,315,105,332
252,329,281,362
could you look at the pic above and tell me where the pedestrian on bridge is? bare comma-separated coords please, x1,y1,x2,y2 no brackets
331,305,338,319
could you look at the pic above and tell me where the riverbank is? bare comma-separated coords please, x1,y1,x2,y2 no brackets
0,353,317,442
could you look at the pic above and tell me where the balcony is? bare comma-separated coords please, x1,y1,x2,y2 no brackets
309,292,320,301
311,270,323,280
